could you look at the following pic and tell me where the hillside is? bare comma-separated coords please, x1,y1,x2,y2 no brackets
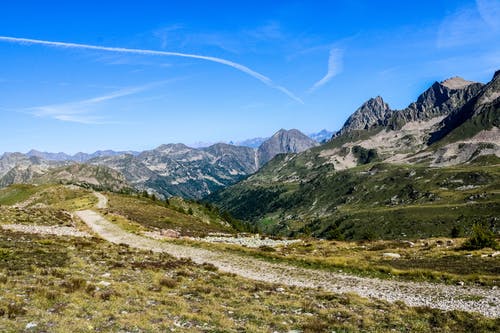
208,72,500,239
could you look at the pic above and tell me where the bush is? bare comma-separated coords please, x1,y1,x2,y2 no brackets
462,224,498,250
451,225,462,238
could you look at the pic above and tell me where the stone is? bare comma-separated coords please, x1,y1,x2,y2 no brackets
383,253,401,259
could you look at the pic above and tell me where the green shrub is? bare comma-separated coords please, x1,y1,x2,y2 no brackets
462,224,498,250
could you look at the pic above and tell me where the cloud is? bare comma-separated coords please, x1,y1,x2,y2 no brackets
28,82,162,124
308,48,343,93
476,0,500,31
437,1,499,48
0,36,303,104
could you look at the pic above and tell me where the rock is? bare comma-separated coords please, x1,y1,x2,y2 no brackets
26,322,37,329
383,253,401,259
335,96,392,136
161,229,180,238
276,287,285,292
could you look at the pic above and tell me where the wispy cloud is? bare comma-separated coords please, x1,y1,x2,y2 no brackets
308,48,343,93
28,82,162,124
476,0,500,31
0,36,303,104
437,1,499,48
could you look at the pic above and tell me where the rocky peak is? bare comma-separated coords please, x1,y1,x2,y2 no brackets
440,77,475,90
336,96,392,136
257,129,319,167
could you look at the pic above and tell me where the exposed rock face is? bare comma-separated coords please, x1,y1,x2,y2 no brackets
90,142,259,199
34,164,130,192
428,71,499,145
0,153,56,178
391,79,483,127
257,129,319,166
0,162,130,192
336,96,392,136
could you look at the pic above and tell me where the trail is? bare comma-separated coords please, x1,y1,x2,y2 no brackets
75,194,500,318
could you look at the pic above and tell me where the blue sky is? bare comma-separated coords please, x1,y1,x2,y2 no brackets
0,0,499,154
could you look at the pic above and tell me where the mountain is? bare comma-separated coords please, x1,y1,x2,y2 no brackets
26,149,139,162
0,163,130,192
0,152,58,178
233,137,268,148
1,128,318,200
257,129,319,167
208,71,500,240
308,129,335,143
336,96,392,136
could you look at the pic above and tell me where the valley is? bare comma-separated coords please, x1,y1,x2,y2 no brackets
0,71,499,332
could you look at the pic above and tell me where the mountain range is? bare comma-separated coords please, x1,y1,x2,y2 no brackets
1,71,498,240
208,71,500,239
0,128,319,199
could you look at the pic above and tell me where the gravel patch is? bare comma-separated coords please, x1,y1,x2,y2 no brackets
190,234,301,248
1,224,91,238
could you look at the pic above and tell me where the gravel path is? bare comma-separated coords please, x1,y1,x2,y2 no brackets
1,224,91,238
75,208,500,318
94,192,108,209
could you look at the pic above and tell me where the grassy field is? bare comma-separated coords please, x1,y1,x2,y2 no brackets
104,192,236,236
1,228,499,332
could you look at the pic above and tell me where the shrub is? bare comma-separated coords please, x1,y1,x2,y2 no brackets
462,224,498,250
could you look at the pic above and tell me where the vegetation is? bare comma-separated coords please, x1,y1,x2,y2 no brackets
462,224,499,250
1,229,499,332
104,192,236,236
173,237,500,287
209,162,500,240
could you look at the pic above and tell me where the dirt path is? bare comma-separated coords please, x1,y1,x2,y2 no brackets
93,192,108,209
75,208,499,318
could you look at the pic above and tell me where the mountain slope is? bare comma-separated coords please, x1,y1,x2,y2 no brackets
209,71,500,239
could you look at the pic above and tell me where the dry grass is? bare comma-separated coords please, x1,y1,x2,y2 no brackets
2,228,498,332
171,237,500,286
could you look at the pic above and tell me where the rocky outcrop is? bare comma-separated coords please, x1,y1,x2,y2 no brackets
428,71,499,144
390,78,483,128
257,129,319,166
336,96,392,136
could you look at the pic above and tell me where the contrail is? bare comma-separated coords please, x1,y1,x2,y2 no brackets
308,48,343,93
0,36,303,104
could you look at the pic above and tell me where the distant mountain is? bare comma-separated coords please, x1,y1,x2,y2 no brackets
233,137,268,148
308,129,335,143
208,71,500,240
0,163,130,192
257,129,319,167
90,129,317,199
1,128,319,200
26,149,140,162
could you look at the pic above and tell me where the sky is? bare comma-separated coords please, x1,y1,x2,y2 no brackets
0,0,499,154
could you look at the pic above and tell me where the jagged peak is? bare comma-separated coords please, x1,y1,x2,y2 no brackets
493,70,500,80
440,76,476,90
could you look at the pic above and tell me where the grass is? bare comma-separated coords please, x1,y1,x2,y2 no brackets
1,229,499,332
104,192,236,236
169,237,500,287
209,162,500,240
